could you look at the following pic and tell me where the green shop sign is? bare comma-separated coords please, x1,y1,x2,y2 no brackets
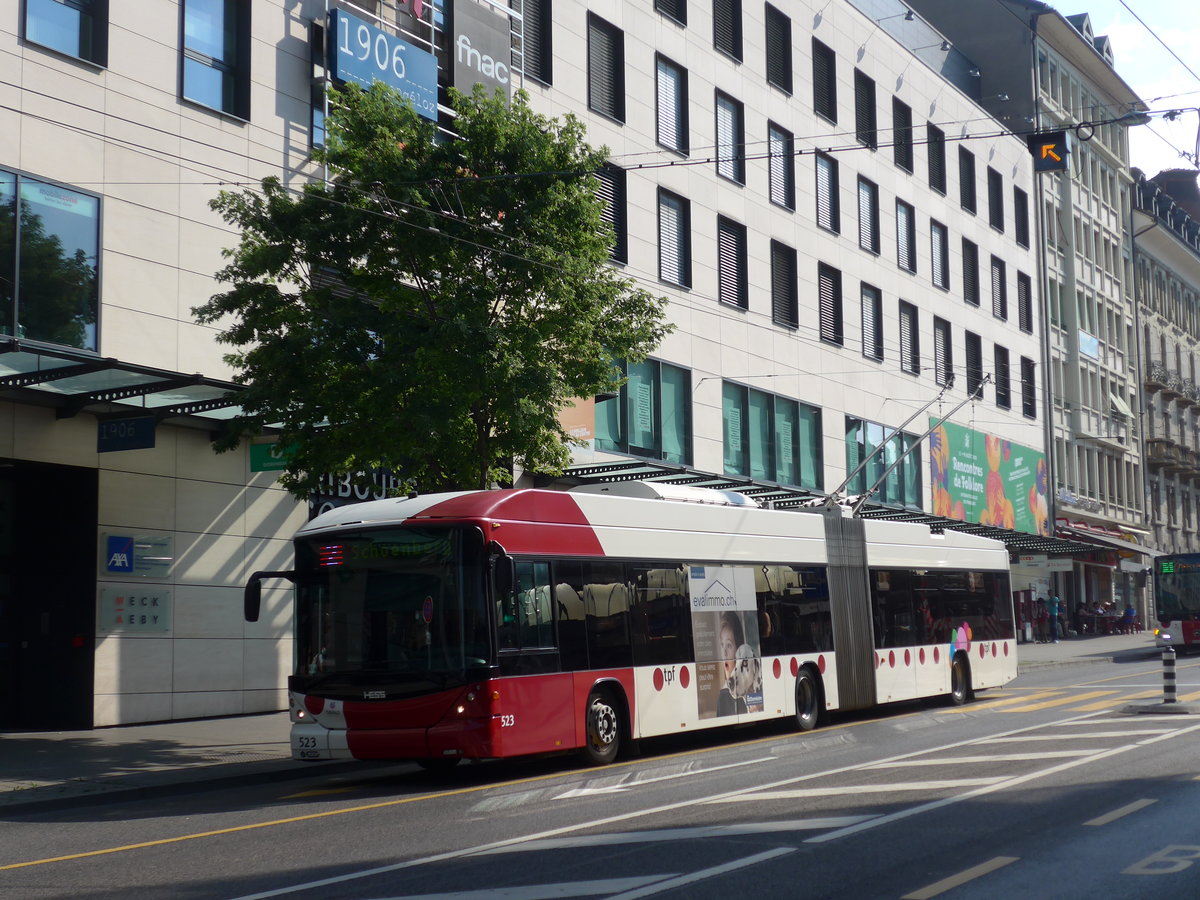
929,420,1049,536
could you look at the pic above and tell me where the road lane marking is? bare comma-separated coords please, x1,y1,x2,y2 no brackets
473,818,875,854
1001,690,1116,712
938,691,1063,713
605,847,795,900
553,756,774,798
710,778,1006,800
980,729,1173,741
1071,690,1161,711
868,751,1096,766
362,876,675,899
901,856,1019,899
806,720,1200,845
1085,798,1157,826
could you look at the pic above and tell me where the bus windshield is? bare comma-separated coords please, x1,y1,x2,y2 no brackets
1156,554,1200,621
294,526,490,689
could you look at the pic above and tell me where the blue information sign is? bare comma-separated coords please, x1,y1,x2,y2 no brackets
97,416,156,452
328,9,438,121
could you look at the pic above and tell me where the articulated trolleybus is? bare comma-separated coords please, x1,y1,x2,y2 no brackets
245,482,1016,768
1154,553,1200,649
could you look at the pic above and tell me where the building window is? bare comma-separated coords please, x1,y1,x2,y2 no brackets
596,359,692,464
1014,186,1030,247
965,330,983,396
587,13,624,122
521,0,552,84
1021,356,1036,418
845,417,922,508
182,0,250,118
896,200,916,273
658,189,690,287
858,177,880,255
24,0,107,65
927,124,946,194
713,0,742,61
655,56,688,154
768,123,795,210
715,92,745,184
772,241,799,329
933,317,953,387
994,345,1011,409
817,262,842,345
959,147,976,213
724,383,822,487
1017,271,1033,333
892,98,913,172
987,166,1004,231
990,255,1007,320
717,216,748,309
931,220,949,289
862,283,883,361
655,0,686,26
899,300,919,375
764,4,792,92
962,238,979,306
595,164,627,264
854,69,877,149
0,170,99,351
815,152,839,233
812,39,837,122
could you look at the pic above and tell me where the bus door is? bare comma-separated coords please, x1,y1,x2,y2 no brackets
870,569,920,703
495,561,573,754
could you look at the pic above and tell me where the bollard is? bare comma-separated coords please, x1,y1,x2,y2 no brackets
1163,644,1177,704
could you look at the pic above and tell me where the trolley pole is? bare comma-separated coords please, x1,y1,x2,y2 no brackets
1162,642,1177,704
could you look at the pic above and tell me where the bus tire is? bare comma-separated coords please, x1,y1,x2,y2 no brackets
949,653,973,706
582,688,621,766
795,667,823,732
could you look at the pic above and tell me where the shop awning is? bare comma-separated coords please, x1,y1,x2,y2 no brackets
0,338,250,432
1057,523,1161,557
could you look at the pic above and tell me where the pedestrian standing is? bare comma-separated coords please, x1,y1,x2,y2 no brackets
1035,598,1049,643
1048,594,1061,643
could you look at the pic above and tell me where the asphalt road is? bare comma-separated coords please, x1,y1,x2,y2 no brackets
5,657,1200,900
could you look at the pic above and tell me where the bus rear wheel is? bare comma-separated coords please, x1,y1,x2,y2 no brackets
582,689,620,766
949,654,973,706
795,668,822,731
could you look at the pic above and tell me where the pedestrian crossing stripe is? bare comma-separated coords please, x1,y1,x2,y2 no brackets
1000,690,1116,712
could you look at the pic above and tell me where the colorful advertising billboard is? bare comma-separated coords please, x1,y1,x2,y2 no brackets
929,420,1049,536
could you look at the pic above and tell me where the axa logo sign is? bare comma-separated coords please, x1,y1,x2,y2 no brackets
106,535,135,573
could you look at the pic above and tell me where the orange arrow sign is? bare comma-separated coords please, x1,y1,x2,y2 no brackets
1041,145,1062,162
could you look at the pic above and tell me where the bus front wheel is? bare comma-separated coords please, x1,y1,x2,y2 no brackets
795,668,822,731
582,689,620,766
949,654,973,706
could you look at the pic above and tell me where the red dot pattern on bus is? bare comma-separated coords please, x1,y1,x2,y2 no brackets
680,666,690,688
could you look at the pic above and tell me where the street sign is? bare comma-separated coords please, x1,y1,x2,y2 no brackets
1026,131,1071,172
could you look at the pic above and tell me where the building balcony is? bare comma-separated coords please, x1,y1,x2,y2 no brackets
1179,380,1200,408
1146,437,1181,469
1146,361,1184,398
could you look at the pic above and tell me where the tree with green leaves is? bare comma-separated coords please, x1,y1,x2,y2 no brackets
195,83,670,496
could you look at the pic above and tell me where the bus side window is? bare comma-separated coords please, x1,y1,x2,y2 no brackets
552,561,589,672
515,561,553,649
583,561,633,669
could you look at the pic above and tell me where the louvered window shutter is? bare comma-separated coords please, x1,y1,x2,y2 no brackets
934,319,951,386
768,125,793,208
656,60,684,151
588,17,622,120
816,154,838,231
931,223,947,288
963,239,979,305
523,0,550,83
812,40,836,121
713,0,742,59
862,285,882,360
818,263,841,344
858,179,878,253
772,242,798,328
897,202,914,271
765,6,791,91
991,257,1006,319
1018,272,1033,332
899,303,918,374
966,332,982,394
717,218,746,308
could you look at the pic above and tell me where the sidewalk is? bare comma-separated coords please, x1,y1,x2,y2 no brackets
0,633,1167,811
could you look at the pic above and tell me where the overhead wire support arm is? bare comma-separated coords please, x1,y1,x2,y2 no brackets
851,375,992,517
823,377,955,509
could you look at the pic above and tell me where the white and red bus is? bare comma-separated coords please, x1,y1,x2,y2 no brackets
245,481,1016,768
1153,553,1200,649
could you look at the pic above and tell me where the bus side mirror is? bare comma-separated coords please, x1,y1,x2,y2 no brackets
244,570,296,623
491,546,515,598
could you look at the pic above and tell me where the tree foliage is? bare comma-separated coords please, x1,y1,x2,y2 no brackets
195,84,670,495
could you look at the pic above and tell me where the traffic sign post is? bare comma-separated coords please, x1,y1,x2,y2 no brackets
1026,130,1072,172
